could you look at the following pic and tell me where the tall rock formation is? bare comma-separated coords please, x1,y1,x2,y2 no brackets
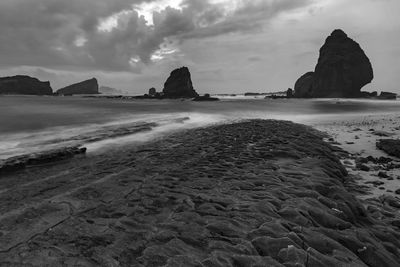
294,29,373,98
163,67,199,98
0,75,53,95
57,78,99,95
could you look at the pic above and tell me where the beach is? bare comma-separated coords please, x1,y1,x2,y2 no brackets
0,119,399,266
315,112,400,199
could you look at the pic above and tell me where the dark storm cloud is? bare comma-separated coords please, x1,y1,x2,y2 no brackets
0,0,312,71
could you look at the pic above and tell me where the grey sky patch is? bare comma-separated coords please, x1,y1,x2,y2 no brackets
0,0,399,94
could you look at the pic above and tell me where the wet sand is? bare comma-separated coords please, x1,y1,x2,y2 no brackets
0,120,399,266
316,113,400,199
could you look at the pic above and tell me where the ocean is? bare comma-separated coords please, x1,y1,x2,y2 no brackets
1,95,400,159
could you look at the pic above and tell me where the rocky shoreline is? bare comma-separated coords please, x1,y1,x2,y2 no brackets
0,120,399,266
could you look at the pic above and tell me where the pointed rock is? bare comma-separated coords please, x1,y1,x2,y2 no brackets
163,67,198,98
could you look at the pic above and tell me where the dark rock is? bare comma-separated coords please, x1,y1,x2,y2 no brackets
380,195,400,208
193,94,220,102
391,220,400,228
0,146,86,174
162,67,198,98
245,92,262,96
367,155,377,163
372,130,395,137
57,78,99,95
0,75,53,95
395,189,400,195
378,171,389,178
286,88,294,98
359,91,378,98
294,72,314,98
378,92,397,100
377,139,400,158
359,164,370,172
148,87,157,96
377,157,392,164
294,29,373,98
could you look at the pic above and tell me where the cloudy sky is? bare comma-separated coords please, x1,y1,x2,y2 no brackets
0,0,399,94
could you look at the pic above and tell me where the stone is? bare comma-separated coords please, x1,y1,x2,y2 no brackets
57,78,99,95
0,75,53,95
359,164,370,172
377,139,400,158
294,29,373,98
162,67,199,98
286,88,294,98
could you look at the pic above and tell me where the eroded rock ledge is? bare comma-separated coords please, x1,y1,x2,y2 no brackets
0,120,399,266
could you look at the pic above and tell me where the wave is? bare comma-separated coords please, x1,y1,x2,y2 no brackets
0,112,227,160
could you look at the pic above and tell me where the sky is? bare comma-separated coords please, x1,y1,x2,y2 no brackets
0,0,399,94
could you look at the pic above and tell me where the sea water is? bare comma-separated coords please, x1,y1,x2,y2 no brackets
1,95,399,159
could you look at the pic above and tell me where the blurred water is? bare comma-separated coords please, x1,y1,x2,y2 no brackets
1,95,400,159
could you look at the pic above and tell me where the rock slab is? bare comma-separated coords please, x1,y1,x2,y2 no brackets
0,120,399,266
57,78,99,95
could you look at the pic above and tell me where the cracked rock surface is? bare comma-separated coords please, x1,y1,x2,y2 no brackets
0,120,399,266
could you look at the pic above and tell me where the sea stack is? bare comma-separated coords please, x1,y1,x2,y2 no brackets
163,67,199,98
0,75,53,95
57,78,99,95
294,29,373,98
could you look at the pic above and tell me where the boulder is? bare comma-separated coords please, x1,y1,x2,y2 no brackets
0,75,53,95
163,67,198,98
294,72,315,98
57,78,99,95
286,88,294,98
377,139,400,158
294,29,373,98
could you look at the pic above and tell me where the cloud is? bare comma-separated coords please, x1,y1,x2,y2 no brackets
0,0,313,72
